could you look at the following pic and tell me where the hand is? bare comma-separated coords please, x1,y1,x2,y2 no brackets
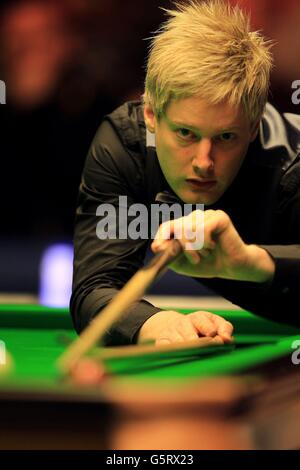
152,209,275,283
137,310,234,346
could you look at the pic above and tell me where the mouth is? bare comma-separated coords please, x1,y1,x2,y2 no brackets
185,178,217,190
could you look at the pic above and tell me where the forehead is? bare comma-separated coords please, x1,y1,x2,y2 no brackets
164,96,250,131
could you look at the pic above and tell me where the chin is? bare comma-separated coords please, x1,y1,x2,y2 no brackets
179,190,218,206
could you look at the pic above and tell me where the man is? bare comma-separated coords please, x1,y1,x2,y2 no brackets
71,0,300,346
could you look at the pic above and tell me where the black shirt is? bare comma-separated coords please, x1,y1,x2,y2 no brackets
71,101,300,345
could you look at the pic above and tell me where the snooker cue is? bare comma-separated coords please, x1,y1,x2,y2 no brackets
58,239,183,373
93,336,227,360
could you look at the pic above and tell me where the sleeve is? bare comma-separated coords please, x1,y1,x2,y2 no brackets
70,119,161,345
200,159,300,327
206,245,300,327
256,155,300,324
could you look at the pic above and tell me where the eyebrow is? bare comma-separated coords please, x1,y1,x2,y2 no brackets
169,119,241,132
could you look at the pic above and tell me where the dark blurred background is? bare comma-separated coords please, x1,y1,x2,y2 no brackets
0,0,299,304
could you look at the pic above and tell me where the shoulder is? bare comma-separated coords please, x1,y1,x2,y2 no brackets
259,103,300,170
105,101,146,153
89,100,147,171
261,104,300,219
89,100,145,150
82,101,147,199
260,104,300,199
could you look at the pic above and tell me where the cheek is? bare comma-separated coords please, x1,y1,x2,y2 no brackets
157,137,183,170
217,148,246,179
157,132,176,155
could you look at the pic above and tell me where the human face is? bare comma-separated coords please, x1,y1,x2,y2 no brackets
144,96,258,205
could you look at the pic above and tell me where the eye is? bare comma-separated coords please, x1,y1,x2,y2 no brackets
216,132,236,143
176,128,197,141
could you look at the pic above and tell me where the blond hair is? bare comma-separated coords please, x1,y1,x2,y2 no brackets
144,0,273,123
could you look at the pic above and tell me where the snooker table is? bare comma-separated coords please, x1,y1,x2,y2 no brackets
0,303,300,450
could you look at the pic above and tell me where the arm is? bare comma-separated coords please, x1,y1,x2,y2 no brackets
200,244,300,327
218,162,300,325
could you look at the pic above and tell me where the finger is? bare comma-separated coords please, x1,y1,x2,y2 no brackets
173,215,209,264
189,313,217,337
213,317,234,339
152,220,177,253
151,239,171,253
211,335,225,345
207,314,234,342
219,323,234,343
178,318,201,341
201,210,231,248
184,250,201,265
153,220,175,244
198,247,214,258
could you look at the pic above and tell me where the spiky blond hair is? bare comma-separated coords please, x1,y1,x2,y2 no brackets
144,0,273,123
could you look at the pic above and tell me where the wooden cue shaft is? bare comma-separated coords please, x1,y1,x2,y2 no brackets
57,239,182,373
93,337,226,360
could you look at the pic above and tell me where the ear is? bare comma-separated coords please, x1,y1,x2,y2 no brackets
250,120,260,142
143,104,156,133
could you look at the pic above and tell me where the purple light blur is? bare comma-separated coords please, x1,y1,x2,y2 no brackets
39,243,73,307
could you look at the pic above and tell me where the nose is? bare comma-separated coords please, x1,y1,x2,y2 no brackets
192,138,214,176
